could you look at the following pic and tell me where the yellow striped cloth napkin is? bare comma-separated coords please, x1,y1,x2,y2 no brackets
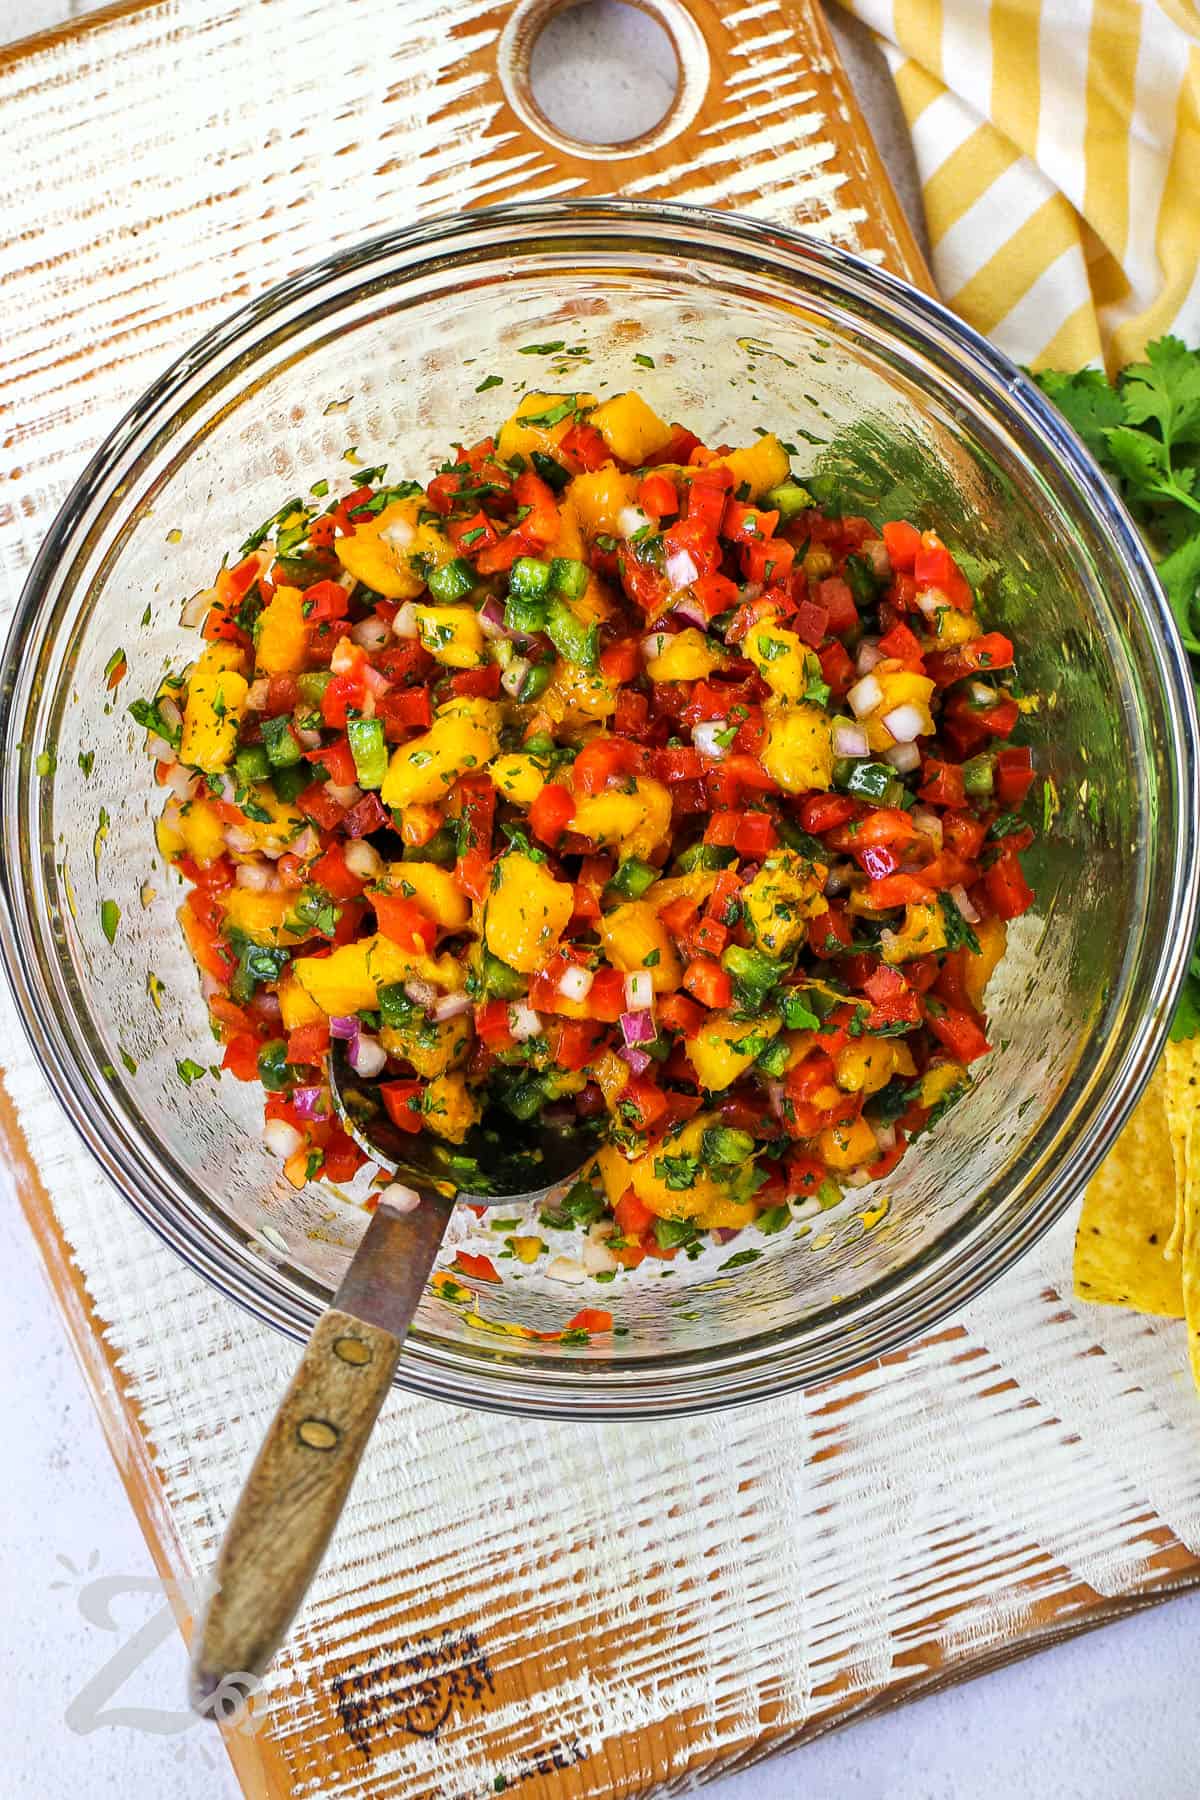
841,0,1200,370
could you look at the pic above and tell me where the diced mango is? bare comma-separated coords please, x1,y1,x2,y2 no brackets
484,852,574,973
818,1115,878,1170
743,624,809,701
835,1035,908,1097
865,666,937,752
589,391,673,466
592,1051,631,1112
180,643,247,773
918,1061,968,1111
929,606,983,647
380,697,500,808
176,796,226,868
695,1194,759,1231
489,753,547,808
415,604,484,669
294,932,461,1016
722,433,790,500
497,392,598,464
964,915,1007,1011
155,811,185,861
255,584,309,676
881,900,948,965
760,703,833,794
742,853,825,957
423,1071,481,1144
222,886,303,946
278,972,326,1031
687,1011,780,1091
380,1012,472,1079
597,900,682,992
231,783,307,855
645,628,725,683
650,868,722,914
387,860,470,931
568,466,641,538
547,497,587,561
541,662,617,725
335,496,456,600
624,1115,726,1221
571,776,671,862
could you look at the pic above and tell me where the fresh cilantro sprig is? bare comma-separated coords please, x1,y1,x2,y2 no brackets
1034,337,1200,1038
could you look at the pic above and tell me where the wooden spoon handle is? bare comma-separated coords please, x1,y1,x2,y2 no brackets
190,1201,452,1704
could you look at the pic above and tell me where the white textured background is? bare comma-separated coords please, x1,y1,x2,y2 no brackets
0,3,1197,1798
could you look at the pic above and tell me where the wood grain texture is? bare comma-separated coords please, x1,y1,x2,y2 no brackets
193,1308,404,1702
1,5,1196,1800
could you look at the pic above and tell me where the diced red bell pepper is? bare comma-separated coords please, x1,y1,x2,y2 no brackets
800,793,857,834
645,423,702,467
321,671,367,729
683,957,732,1010
914,531,974,610
306,736,358,786
621,1078,669,1133
377,687,433,738
221,1032,262,1082
811,904,853,958
722,500,779,543
882,519,922,571
651,745,705,783
451,664,502,700
448,510,501,554
588,967,627,1023
994,746,1035,807
942,813,989,859
981,845,1034,919
573,737,645,795
559,420,609,471
511,470,560,548
297,781,348,832
926,631,1014,688
475,531,528,575
924,999,991,1063
380,1080,426,1134
454,1251,502,1283
816,576,858,634
663,515,720,579
310,844,366,902
530,782,575,847
864,872,936,909
692,572,740,619
286,1019,331,1065
565,1308,614,1335
374,892,438,952
303,580,350,625
375,640,434,684
455,850,491,903
686,471,733,530
475,998,515,1050
742,538,795,585
787,1153,827,1195
817,638,856,699
615,1189,655,1238
601,640,642,686
322,1127,364,1183
612,687,650,737
918,759,966,808
343,792,390,838
638,472,679,520
548,1018,606,1072
449,774,496,855
877,621,926,671
657,990,705,1036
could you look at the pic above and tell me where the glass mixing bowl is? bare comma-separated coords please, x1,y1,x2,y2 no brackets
2,200,1195,1418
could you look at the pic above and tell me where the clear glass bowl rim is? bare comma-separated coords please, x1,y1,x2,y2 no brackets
2,197,1196,1419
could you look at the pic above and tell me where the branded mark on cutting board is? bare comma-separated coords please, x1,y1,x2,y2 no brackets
332,1629,496,1757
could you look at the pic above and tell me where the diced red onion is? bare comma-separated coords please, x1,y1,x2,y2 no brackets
432,991,472,1022
916,585,949,619
235,861,273,891
848,673,883,718
245,678,271,713
325,780,362,808
862,538,892,581
508,1001,542,1042
671,596,707,628
884,741,921,774
618,504,649,538
404,978,437,1010
620,1009,656,1047
200,970,223,1001
624,970,654,1011
352,615,392,651
292,825,319,860
558,963,594,1002
619,1045,652,1076
641,631,670,663
833,721,869,759
500,657,530,699
969,680,997,707
263,1117,304,1159
380,514,415,550
181,587,213,628
224,825,256,855
148,735,177,764
665,548,699,590
294,726,323,750
713,1226,743,1244
393,600,420,639
870,1119,897,1153
883,703,925,744
692,720,729,761
856,638,884,675
156,695,182,734
950,882,980,924
379,1181,421,1214
766,1081,788,1119
290,1085,330,1120
911,807,943,847
344,837,383,878
349,1032,387,1078
478,596,511,641
162,765,196,803
329,1015,359,1042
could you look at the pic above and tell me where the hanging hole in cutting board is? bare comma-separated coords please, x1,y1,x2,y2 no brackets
498,0,711,161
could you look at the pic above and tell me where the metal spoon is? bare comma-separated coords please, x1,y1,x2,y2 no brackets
190,1042,594,1709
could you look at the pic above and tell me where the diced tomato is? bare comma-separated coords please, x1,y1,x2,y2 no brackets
877,622,926,671
800,793,857,834
638,472,679,520
620,1078,669,1133
816,576,858,634
645,423,703,468
303,580,350,625
742,537,794,585
449,774,496,856
722,500,779,543
322,1127,364,1183
454,1251,502,1283
942,813,988,860
663,514,721,580
380,1080,425,1134
588,967,627,1023
882,519,921,571
548,1018,605,1071
573,737,645,795
375,640,434,685
793,599,829,647
981,845,1035,919
377,688,433,738
686,471,733,531
180,905,238,983
475,998,515,1050
308,515,338,551
510,469,560,548
262,674,300,718
305,736,356,786
297,781,348,831
615,1189,655,1238
601,640,642,686
374,892,438,952
690,915,729,959
530,781,575,847
286,1019,330,1065
817,638,856,699
177,853,235,892
994,746,1035,807
344,792,390,838
918,759,966,808
692,572,740,619
321,671,367,729
565,1308,613,1334
221,1033,262,1082
475,530,529,576
449,664,501,700
425,472,458,514
926,632,1014,688
311,844,367,902
448,510,501,554
559,420,609,471
913,532,974,609
651,745,705,783
864,872,936,909
657,990,705,1036
810,904,853,958
683,957,732,1009
201,600,250,648
828,807,916,853
924,999,991,1062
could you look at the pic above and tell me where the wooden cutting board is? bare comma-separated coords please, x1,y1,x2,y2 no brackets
2,5,1198,1799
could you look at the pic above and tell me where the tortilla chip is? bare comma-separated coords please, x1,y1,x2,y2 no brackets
1073,1065,1184,1317
1173,1039,1200,1385
1162,1038,1194,1258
